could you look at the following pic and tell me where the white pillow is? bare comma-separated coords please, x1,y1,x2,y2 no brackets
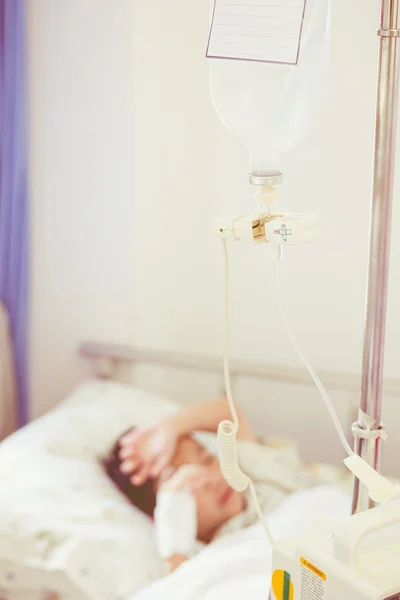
0,379,178,467
0,380,182,599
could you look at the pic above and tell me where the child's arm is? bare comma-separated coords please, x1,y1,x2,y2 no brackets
119,397,256,484
170,396,256,442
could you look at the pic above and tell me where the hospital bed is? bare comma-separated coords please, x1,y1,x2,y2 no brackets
0,376,347,600
0,340,397,600
0,302,17,441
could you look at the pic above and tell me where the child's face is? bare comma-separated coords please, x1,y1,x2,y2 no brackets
164,436,245,542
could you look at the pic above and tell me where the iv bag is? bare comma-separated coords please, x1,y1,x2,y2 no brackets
208,0,332,183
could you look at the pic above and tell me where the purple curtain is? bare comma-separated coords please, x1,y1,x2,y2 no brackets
0,0,29,426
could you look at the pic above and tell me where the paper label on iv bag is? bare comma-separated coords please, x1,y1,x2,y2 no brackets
206,0,308,65
300,557,326,600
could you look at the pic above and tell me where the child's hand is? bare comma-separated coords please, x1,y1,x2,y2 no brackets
119,419,179,485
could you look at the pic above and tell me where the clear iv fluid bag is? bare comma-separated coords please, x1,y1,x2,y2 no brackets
208,0,332,180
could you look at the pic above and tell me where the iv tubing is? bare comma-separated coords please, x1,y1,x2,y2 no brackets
273,259,354,458
222,240,239,432
221,240,273,545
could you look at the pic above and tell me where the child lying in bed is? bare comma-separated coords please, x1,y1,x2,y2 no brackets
104,397,347,574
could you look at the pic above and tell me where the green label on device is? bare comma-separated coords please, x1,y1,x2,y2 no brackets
283,571,291,600
271,569,294,600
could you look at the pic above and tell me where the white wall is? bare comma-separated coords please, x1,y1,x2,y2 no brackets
132,0,400,374
28,1,400,472
28,0,135,416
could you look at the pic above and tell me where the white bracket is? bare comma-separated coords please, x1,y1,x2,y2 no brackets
213,211,318,245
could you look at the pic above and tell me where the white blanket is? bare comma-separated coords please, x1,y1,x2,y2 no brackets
133,486,351,600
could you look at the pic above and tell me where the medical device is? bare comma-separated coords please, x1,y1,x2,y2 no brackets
213,212,318,246
210,0,334,500
208,0,330,184
271,500,400,600
208,0,329,245
207,0,400,597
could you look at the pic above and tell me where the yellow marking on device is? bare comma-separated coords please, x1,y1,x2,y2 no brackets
300,557,327,581
272,569,294,600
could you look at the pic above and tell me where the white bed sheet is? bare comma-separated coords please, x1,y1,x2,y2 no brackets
132,485,351,600
0,380,179,600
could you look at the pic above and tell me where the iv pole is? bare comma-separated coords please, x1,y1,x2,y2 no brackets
352,0,400,514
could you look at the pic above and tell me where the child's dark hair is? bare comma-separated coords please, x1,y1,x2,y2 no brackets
102,427,157,518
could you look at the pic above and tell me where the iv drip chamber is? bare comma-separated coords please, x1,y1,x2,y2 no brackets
207,0,332,184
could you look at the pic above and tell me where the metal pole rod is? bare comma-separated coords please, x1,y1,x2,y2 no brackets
352,0,400,514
